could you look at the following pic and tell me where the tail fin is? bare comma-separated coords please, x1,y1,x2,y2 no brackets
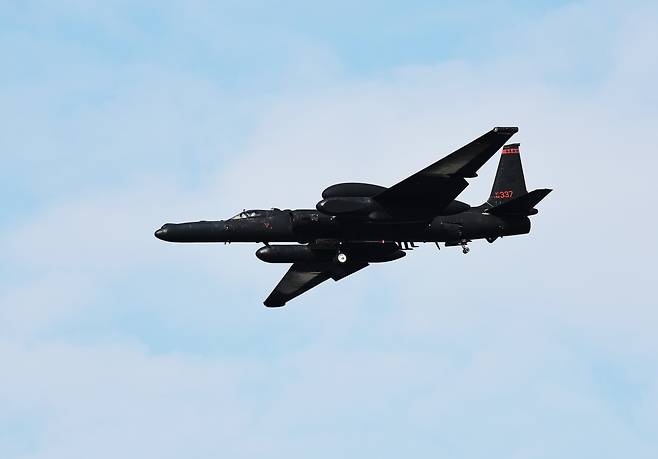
485,143,552,215
487,143,527,206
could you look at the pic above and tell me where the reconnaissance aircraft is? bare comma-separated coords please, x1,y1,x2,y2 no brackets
155,127,551,307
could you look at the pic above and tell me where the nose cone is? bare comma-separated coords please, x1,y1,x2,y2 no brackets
154,224,171,241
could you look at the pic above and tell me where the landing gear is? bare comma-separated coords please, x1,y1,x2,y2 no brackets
460,241,470,254
336,252,348,263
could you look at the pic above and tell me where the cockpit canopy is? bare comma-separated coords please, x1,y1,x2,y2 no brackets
229,209,279,220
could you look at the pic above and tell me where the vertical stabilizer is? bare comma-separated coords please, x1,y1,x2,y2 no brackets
487,143,527,207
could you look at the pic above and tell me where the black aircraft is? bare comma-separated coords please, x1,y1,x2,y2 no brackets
155,127,551,307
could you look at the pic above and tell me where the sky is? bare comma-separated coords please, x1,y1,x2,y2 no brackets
1,0,658,457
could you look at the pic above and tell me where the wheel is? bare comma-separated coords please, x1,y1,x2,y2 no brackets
336,252,348,263
462,246,470,254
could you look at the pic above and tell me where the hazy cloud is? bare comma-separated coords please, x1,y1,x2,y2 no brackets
1,1,658,458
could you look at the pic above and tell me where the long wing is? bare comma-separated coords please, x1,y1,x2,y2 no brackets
374,127,519,215
263,261,369,307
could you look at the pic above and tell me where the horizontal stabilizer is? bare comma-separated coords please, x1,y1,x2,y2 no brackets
487,189,552,216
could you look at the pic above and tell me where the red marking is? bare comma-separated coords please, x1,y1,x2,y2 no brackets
502,147,520,155
494,190,514,199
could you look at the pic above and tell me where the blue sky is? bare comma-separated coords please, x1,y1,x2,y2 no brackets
2,1,658,458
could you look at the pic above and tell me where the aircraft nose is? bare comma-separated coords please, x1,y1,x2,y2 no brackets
154,224,170,240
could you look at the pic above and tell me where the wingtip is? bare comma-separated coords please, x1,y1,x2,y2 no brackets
493,126,519,134
264,298,286,308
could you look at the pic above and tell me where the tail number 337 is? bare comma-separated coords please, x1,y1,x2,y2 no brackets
494,190,514,199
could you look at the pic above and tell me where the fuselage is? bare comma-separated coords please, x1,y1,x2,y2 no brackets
154,208,530,244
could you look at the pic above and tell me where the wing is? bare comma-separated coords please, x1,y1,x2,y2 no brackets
263,261,369,307
374,127,519,215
